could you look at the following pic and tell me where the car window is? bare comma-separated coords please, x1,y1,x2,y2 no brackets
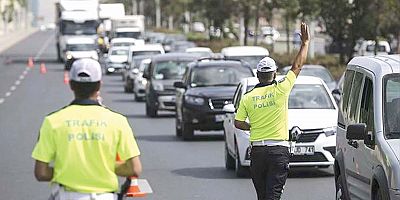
341,70,355,120
348,72,364,123
66,44,96,51
384,74,400,139
288,84,335,109
233,84,243,110
152,61,189,80
190,65,253,87
111,49,128,56
225,56,265,69
132,51,161,57
359,77,374,133
298,68,335,83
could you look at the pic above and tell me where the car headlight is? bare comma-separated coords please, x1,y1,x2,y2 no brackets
323,126,337,137
185,95,204,105
66,52,73,60
139,79,147,85
153,83,164,91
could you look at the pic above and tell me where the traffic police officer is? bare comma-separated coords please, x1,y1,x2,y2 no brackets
234,22,310,200
32,58,142,200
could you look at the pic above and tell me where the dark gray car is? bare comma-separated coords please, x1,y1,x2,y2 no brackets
143,53,201,117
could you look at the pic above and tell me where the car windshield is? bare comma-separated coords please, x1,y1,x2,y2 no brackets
225,56,265,69
131,57,148,69
282,67,334,84
366,45,386,52
191,65,252,87
153,61,190,80
115,32,141,39
384,74,400,139
61,20,97,35
289,84,335,109
111,49,128,56
132,51,161,57
66,44,96,51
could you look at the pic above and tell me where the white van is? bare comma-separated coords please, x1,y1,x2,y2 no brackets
354,40,391,56
335,55,400,200
64,37,98,62
221,46,269,73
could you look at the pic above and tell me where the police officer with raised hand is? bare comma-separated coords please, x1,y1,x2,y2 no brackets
32,58,142,200
234,22,310,200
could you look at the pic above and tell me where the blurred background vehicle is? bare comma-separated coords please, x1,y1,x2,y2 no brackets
104,46,129,74
280,65,337,91
123,55,154,92
110,38,144,47
221,46,270,73
174,58,254,140
353,40,391,56
185,47,214,58
63,37,99,70
223,75,338,177
133,58,152,101
143,53,201,118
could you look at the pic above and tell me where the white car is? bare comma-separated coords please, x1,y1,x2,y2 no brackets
221,46,269,74
110,37,145,47
354,40,391,56
223,76,338,177
104,46,129,74
64,37,99,61
185,47,214,57
133,58,151,101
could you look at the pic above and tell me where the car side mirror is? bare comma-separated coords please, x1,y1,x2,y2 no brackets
332,89,341,95
222,104,235,113
346,123,366,140
173,81,186,89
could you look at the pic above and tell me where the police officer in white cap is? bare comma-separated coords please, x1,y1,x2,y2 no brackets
32,58,142,200
234,22,310,200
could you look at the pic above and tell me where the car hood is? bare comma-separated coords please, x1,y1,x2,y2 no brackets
186,86,237,99
288,109,338,129
387,140,400,163
108,55,127,63
70,51,97,58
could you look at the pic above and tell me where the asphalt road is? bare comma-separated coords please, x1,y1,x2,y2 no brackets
0,30,335,200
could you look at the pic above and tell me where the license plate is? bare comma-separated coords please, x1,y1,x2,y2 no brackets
215,114,225,122
290,145,314,155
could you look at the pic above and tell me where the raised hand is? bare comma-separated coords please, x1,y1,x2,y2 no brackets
300,22,310,44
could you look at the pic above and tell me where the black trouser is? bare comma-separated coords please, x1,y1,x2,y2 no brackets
250,145,290,200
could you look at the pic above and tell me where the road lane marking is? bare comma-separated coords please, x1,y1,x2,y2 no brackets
0,98,4,104
19,75,25,80
15,80,21,85
5,92,11,97
10,86,16,91
34,36,54,60
23,70,28,75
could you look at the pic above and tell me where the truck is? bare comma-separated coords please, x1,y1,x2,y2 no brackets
55,0,100,62
111,15,145,39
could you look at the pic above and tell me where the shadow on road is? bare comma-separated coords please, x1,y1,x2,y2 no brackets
101,83,123,88
172,167,244,179
287,167,334,178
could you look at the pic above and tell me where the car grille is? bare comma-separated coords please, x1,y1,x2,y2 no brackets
164,102,175,107
209,98,232,110
296,129,323,142
290,152,328,162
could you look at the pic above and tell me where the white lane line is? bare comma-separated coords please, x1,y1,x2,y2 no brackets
15,80,21,85
19,75,25,80
5,92,11,97
23,70,28,75
0,98,4,104
10,86,17,91
34,36,54,60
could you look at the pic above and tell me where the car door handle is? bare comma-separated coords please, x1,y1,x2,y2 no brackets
348,140,359,148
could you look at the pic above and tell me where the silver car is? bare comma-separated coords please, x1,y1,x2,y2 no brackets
335,55,400,200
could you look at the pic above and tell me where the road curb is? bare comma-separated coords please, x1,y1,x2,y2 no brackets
0,28,38,54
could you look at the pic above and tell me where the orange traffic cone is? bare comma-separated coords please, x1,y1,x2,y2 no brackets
40,63,47,74
126,176,146,197
63,71,69,84
27,57,34,68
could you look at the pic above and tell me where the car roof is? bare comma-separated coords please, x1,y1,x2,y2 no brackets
221,46,269,56
348,54,400,75
185,47,213,53
111,38,136,43
109,46,130,51
151,53,201,62
191,59,247,68
129,44,164,51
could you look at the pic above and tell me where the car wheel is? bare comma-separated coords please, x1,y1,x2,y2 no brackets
336,175,347,200
235,144,247,177
182,122,194,141
175,115,182,137
225,142,235,170
145,102,157,118
373,185,389,200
